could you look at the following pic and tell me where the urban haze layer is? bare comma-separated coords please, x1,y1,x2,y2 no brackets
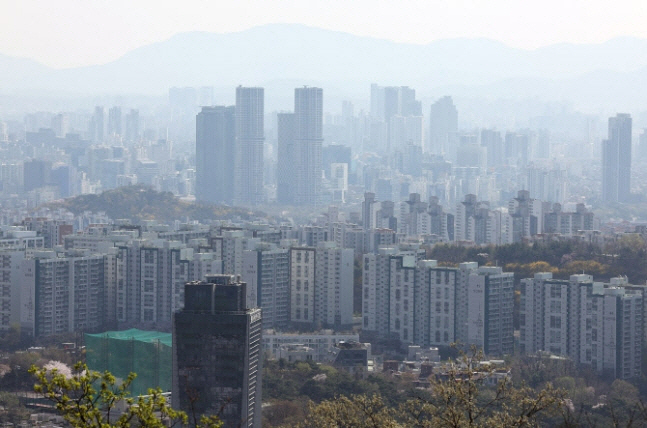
2,24,647,428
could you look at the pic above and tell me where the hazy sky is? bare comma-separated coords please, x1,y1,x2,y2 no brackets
3,0,647,68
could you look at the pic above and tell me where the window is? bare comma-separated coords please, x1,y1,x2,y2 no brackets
550,316,561,329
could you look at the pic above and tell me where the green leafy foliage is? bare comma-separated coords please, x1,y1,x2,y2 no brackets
29,362,221,428
297,348,565,428
0,391,30,424
429,237,647,284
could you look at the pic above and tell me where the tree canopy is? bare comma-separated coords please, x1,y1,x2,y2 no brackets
29,362,221,428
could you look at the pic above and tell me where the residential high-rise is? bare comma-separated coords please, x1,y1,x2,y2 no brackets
195,106,236,204
294,87,323,206
242,244,289,329
235,87,265,205
314,242,354,328
107,106,122,138
276,113,296,204
602,113,632,203
362,253,514,356
369,85,422,153
428,96,457,156
91,106,105,142
172,275,262,428
289,247,316,327
520,273,642,379
125,109,139,142
19,251,105,337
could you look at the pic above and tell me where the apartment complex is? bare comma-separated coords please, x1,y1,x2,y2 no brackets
520,273,643,379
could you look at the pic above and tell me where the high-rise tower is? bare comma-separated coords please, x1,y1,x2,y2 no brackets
235,87,265,206
428,96,458,157
195,106,236,204
107,106,122,139
294,87,323,206
602,113,632,203
172,275,262,428
276,113,296,204
91,106,105,143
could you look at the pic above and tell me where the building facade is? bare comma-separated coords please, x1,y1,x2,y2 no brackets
234,87,265,206
602,113,632,203
172,275,262,428
519,273,642,379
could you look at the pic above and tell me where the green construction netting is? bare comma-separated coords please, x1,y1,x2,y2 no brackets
85,329,172,396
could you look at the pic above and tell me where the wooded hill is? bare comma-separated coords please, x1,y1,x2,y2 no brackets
47,185,266,223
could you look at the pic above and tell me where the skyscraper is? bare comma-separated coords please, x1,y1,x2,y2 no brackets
276,113,296,204
293,87,323,205
428,96,458,156
91,106,105,142
235,87,265,206
172,275,262,428
602,113,632,203
125,109,140,142
195,106,236,204
107,106,122,139
369,85,422,153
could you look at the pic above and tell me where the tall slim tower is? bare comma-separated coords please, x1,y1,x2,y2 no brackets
294,87,323,206
107,106,122,139
125,109,140,142
602,113,632,203
172,275,262,428
92,106,105,142
276,113,296,204
235,87,265,206
195,106,236,204
428,96,458,156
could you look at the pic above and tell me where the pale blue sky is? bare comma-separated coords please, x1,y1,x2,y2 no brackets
3,0,646,68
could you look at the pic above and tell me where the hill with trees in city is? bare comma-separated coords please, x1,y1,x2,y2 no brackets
47,185,267,224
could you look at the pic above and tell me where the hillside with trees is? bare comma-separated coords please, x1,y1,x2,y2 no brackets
46,185,267,223
427,237,647,284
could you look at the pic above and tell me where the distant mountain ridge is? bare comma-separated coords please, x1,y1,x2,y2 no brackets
1,24,646,109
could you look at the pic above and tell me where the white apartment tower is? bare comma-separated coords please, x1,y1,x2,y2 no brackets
235,86,265,206
520,273,643,379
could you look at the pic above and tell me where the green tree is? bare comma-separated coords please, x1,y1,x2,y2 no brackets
29,362,221,428
297,394,399,428
0,391,30,424
299,348,566,428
